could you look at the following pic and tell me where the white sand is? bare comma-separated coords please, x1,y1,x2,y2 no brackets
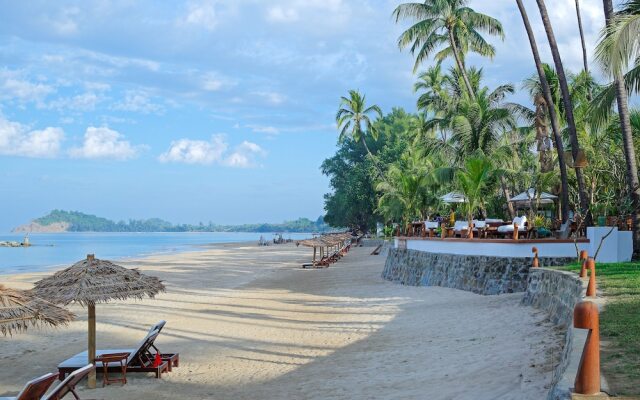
0,243,563,399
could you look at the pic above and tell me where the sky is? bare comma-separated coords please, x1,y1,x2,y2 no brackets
0,0,610,231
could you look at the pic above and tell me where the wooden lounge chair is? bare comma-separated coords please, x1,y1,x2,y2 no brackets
44,364,94,400
0,373,59,400
58,324,178,380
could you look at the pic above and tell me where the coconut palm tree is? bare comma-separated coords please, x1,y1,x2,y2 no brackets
336,90,383,159
449,83,516,157
456,155,495,235
513,0,570,221
535,0,590,224
393,0,504,100
597,0,640,257
575,0,591,85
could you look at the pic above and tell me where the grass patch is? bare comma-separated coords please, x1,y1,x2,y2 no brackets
553,261,640,396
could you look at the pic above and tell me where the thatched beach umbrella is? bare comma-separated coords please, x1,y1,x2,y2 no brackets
33,254,165,388
0,284,74,336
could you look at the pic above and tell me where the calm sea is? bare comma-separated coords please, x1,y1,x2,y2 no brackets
0,232,311,274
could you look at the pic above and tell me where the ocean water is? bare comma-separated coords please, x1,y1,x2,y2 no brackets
0,232,312,274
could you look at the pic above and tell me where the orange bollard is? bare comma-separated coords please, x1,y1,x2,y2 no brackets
441,223,447,239
586,258,597,297
513,223,519,240
579,250,589,278
573,301,601,395
532,247,539,268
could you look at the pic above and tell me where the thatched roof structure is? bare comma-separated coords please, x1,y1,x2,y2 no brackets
33,254,165,306
298,232,353,248
0,285,74,336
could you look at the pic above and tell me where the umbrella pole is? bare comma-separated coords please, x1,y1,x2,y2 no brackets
88,304,96,389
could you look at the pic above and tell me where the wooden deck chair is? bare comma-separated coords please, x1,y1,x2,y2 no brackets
44,365,94,400
0,373,58,400
58,330,174,380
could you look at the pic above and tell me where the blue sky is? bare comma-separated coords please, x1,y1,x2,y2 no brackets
0,0,608,231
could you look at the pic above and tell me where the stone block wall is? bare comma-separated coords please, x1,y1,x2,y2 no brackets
382,248,572,295
522,268,586,400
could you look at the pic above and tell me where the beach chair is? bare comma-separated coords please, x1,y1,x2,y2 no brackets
448,221,471,238
424,221,439,237
43,365,94,400
497,216,528,238
0,373,58,400
58,324,178,380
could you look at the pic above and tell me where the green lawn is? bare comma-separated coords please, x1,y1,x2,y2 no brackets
554,262,640,396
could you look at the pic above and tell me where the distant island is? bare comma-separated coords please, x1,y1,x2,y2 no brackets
13,210,332,233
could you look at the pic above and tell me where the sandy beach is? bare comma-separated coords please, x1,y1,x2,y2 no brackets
0,242,563,400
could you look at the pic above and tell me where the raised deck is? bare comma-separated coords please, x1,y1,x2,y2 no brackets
394,226,632,262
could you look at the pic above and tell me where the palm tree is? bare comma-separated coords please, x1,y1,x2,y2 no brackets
336,90,383,160
513,0,570,221
449,83,516,157
456,155,495,236
597,0,640,257
393,0,504,100
575,0,591,92
535,0,590,224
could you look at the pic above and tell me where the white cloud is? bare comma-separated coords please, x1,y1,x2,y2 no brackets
69,126,139,160
0,70,55,105
112,90,164,114
159,135,265,167
201,72,235,91
223,141,267,168
249,125,279,135
266,6,299,23
158,135,228,165
253,91,286,105
48,92,103,112
0,114,64,158
179,0,218,31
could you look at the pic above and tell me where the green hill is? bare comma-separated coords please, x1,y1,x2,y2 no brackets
22,209,330,233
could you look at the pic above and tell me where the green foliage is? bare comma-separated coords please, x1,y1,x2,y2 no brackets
32,210,330,233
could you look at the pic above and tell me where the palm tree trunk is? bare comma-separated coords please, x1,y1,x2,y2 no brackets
447,29,476,100
500,175,516,219
516,0,570,223
535,0,591,225
603,0,640,258
575,0,592,100
361,137,386,179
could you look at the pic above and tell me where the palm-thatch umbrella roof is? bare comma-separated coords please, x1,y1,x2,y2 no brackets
509,188,558,205
33,254,165,388
440,191,467,203
0,284,74,336
33,255,165,306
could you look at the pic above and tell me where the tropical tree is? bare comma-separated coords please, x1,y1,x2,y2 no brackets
393,0,504,99
575,0,591,98
535,0,590,223
455,155,495,235
512,0,570,221
597,0,640,256
336,90,383,159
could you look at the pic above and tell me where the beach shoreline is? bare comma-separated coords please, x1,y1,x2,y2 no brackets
0,242,563,399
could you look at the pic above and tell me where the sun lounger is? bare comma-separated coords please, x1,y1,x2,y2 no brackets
0,373,59,400
43,364,93,400
58,323,178,380
497,216,528,238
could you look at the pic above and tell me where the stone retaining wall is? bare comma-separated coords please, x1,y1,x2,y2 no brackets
382,248,572,295
522,268,586,400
